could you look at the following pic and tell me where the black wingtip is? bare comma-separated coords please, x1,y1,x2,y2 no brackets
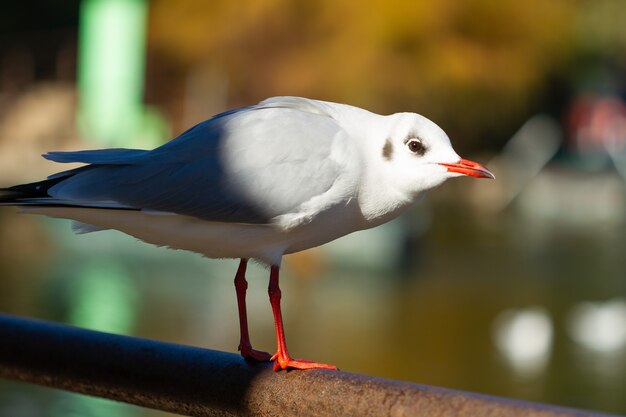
0,188,34,205
0,175,70,205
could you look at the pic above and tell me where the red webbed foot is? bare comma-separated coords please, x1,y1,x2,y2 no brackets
271,352,337,371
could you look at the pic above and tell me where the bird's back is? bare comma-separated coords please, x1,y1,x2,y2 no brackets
1,97,368,263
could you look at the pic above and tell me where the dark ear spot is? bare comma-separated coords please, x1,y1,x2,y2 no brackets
382,139,393,161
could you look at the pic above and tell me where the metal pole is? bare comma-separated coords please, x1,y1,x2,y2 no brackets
0,313,616,417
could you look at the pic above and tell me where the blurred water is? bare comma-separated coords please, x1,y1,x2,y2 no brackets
1,182,625,416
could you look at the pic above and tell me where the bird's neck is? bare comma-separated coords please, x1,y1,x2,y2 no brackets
356,175,415,227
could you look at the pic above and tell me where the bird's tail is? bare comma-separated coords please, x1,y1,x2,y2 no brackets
1,168,135,210
1,178,112,235
2,147,150,208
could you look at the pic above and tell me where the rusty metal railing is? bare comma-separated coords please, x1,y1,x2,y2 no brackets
0,313,617,417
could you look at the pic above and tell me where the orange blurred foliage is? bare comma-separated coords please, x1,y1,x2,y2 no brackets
147,0,626,149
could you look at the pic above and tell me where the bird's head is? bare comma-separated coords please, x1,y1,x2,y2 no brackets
375,112,494,198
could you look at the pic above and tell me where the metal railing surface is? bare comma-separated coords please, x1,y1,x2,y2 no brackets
0,313,619,417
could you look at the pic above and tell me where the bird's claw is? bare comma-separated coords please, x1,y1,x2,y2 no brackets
239,343,272,362
271,352,338,371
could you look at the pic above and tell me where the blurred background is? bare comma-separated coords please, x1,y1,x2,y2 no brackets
1,0,626,415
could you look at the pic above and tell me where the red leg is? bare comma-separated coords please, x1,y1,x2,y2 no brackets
268,265,337,371
234,259,272,362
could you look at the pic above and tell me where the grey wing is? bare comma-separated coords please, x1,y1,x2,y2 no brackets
43,100,353,224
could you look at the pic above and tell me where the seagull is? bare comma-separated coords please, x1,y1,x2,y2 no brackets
0,96,494,371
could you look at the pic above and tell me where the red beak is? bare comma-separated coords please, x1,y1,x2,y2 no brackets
439,158,495,179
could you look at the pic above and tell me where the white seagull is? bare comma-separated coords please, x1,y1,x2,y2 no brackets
0,96,494,371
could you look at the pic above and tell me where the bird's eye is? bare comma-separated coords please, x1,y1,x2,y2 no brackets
406,138,426,155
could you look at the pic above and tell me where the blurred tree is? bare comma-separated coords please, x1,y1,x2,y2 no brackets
147,0,625,150
0,1,79,36
0,1,79,89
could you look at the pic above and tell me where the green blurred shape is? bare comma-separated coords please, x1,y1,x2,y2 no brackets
50,391,138,417
68,260,137,334
77,0,165,148
56,6,153,415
